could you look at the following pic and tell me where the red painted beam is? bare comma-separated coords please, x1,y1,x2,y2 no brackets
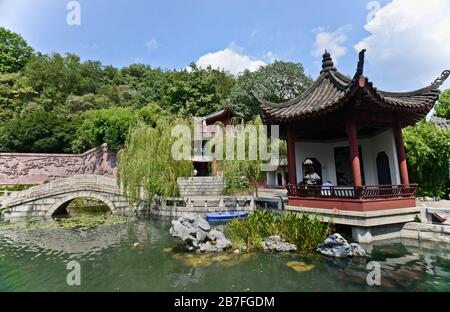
393,120,410,185
287,126,297,186
346,116,362,187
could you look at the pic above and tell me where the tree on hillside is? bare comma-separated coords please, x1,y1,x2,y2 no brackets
403,120,450,197
70,107,139,153
161,64,235,117
0,108,78,153
435,89,450,119
0,73,37,122
0,27,34,73
229,61,313,118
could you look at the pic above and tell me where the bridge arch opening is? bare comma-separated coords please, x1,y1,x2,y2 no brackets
49,193,117,217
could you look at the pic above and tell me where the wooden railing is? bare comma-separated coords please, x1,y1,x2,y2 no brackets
287,184,418,200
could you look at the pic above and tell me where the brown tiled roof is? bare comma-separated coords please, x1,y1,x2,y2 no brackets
258,50,449,123
430,116,450,131
203,105,244,122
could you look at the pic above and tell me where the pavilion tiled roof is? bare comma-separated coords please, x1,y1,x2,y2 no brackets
258,50,449,123
203,105,243,122
430,116,450,131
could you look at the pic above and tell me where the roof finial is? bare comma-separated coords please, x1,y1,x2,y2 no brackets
431,70,450,88
356,49,366,77
321,50,336,74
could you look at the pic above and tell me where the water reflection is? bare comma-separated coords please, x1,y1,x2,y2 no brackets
0,215,449,292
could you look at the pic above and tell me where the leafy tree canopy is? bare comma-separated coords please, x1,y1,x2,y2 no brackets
117,117,193,203
229,61,313,118
0,27,34,73
0,108,78,153
403,120,450,197
71,107,139,153
435,88,450,119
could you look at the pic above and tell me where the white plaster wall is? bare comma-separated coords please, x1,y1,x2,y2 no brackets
364,129,401,185
266,169,286,186
294,129,400,185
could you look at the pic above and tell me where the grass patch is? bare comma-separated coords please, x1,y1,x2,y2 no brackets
226,210,333,253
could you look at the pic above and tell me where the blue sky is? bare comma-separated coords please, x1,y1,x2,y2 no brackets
0,0,449,91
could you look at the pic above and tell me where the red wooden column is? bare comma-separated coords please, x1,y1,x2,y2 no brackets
346,116,362,187
393,120,410,185
287,125,297,186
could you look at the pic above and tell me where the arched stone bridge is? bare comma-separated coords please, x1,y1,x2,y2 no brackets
0,175,132,218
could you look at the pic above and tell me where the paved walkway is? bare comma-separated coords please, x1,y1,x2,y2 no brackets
417,199,450,209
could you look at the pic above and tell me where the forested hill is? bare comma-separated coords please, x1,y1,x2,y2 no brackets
0,27,312,154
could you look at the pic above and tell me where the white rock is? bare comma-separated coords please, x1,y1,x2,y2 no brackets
317,233,367,258
261,235,297,252
170,215,230,252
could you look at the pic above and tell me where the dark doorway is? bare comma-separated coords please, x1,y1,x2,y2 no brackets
376,152,392,185
193,162,210,176
277,173,283,186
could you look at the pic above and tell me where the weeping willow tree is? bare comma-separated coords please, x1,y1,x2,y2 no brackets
215,116,282,197
117,117,193,204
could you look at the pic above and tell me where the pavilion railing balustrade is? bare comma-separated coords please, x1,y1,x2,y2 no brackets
287,184,418,200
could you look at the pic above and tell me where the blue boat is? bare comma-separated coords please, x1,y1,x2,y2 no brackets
206,211,249,222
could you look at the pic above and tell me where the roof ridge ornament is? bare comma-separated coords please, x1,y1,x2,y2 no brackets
431,70,450,88
320,50,336,74
355,49,366,78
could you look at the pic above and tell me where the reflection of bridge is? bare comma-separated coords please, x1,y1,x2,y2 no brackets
0,175,132,218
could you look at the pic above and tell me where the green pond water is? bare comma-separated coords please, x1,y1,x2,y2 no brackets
0,213,449,292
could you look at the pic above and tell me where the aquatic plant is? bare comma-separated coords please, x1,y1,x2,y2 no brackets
0,214,126,232
0,184,35,192
226,210,333,253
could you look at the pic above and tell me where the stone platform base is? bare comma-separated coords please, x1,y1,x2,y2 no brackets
401,222,450,243
286,205,420,243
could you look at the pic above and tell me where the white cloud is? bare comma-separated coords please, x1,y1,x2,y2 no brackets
355,0,450,89
264,51,277,63
145,38,159,52
195,42,266,75
312,25,351,64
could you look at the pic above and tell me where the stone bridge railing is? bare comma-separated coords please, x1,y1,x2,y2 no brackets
0,175,129,218
3,175,119,204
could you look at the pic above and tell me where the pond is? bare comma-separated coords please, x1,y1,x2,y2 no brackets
0,213,449,292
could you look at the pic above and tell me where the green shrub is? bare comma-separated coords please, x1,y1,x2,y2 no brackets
226,210,333,252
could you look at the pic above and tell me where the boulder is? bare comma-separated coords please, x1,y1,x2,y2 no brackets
323,233,347,247
349,243,367,257
261,235,297,252
170,215,230,253
317,233,367,258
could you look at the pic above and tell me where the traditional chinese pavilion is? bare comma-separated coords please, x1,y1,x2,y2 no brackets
193,105,243,176
257,50,449,214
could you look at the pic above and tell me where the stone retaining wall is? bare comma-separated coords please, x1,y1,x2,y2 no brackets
177,176,224,196
0,144,116,185
148,196,254,218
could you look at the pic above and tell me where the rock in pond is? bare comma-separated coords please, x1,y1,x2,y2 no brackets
170,214,231,253
317,233,367,258
261,235,297,252
287,261,315,272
